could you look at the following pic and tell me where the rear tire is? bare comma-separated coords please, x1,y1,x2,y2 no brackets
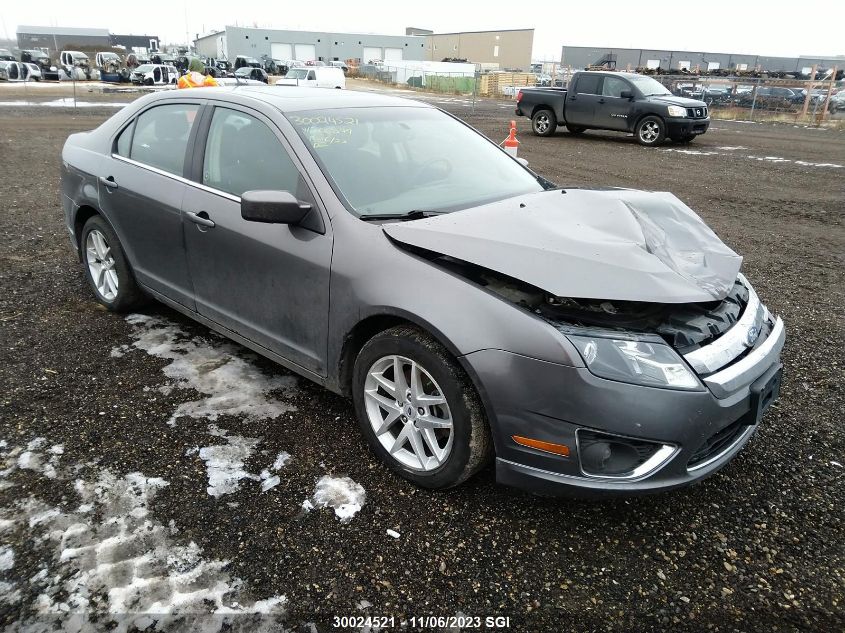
352,326,491,489
531,108,556,136
635,115,666,146
566,125,586,135
80,215,145,312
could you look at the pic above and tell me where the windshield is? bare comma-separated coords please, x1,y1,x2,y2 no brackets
135,64,153,73
628,75,672,96
288,107,543,217
71,52,88,60
285,68,308,79
235,67,251,75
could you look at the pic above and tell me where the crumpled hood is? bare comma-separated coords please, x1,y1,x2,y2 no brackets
382,188,742,304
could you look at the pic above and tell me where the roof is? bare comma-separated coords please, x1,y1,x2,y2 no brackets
430,28,534,36
16,25,109,37
154,85,432,112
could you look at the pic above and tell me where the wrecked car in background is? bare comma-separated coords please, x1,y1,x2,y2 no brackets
61,87,784,496
130,64,179,86
0,61,41,81
60,51,91,79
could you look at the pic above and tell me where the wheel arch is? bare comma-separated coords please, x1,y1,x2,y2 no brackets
337,310,500,454
337,310,465,397
631,110,665,133
73,204,101,252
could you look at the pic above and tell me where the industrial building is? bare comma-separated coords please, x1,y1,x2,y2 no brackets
194,26,534,70
560,45,844,74
194,26,426,64
426,29,533,70
15,25,160,55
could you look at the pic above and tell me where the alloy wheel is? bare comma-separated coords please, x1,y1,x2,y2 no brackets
363,355,454,471
535,113,550,133
86,229,118,301
639,121,660,143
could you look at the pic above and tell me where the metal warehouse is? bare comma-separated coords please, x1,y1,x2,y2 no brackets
194,26,427,64
16,25,160,55
194,26,534,70
560,45,844,74
16,26,111,53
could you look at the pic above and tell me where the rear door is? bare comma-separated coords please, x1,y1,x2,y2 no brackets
564,74,602,127
98,101,204,309
181,103,332,374
595,75,634,131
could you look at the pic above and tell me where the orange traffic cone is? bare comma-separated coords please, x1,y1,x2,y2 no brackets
504,120,519,157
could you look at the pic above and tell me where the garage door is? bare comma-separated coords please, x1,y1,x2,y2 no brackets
271,43,292,60
363,47,382,63
384,48,403,61
294,44,316,61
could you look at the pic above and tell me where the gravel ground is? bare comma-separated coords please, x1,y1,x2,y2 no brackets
0,85,842,632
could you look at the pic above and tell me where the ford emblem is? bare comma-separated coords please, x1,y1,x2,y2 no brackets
745,325,759,347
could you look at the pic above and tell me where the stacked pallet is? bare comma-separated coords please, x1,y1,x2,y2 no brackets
479,72,537,96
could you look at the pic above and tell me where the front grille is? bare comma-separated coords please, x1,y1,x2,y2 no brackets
686,106,708,118
688,419,749,469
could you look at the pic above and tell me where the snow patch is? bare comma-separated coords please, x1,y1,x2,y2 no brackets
198,426,262,497
305,475,366,523
5,438,63,480
0,440,287,630
0,98,126,108
0,545,14,570
123,314,297,425
386,529,400,539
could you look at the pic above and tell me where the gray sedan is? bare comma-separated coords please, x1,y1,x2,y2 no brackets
61,87,784,495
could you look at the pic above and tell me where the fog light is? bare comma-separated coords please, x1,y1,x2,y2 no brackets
577,430,676,479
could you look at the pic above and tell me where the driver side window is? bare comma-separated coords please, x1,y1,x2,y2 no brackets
202,107,306,199
602,76,629,98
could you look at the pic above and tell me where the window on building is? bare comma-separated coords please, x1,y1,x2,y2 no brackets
646,59,660,70
493,45,499,57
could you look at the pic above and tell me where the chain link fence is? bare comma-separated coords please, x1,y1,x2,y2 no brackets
648,74,843,122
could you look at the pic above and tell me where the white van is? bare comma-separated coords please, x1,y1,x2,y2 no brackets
276,66,345,89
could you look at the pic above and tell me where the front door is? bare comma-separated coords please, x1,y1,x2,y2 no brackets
98,102,202,309
596,75,634,131
182,104,332,374
565,74,603,127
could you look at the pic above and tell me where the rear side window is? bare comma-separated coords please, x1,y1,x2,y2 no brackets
202,107,305,198
575,74,601,95
115,120,134,157
130,104,200,175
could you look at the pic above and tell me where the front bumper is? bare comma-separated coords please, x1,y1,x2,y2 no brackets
462,282,784,497
666,116,710,137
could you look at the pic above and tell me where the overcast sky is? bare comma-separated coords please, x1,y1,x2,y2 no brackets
2,0,843,60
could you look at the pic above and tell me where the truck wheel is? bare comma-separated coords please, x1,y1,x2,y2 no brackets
566,125,586,135
531,109,556,136
635,116,666,146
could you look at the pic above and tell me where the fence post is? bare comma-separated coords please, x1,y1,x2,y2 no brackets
820,66,837,122
750,80,758,120
800,65,817,117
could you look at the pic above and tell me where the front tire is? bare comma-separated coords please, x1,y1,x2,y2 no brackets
635,115,666,146
531,108,556,136
352,326,491,489
80,215,145,312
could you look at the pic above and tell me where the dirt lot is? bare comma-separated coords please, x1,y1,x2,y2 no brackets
0,85,843,632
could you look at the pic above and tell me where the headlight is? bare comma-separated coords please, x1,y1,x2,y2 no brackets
667,105,687,117
568,335,701,390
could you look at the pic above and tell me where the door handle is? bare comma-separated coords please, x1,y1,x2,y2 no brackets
186,211,216,228
598,98,606,104
99,176,118,189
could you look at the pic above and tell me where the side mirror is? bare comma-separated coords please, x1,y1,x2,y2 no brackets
515,157,529,167
620,90,633,99
241,190,310,225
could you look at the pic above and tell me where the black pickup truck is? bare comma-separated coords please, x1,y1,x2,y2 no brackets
515,71,710,146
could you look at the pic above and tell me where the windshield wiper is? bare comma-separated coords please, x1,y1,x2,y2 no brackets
359,210,441,221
